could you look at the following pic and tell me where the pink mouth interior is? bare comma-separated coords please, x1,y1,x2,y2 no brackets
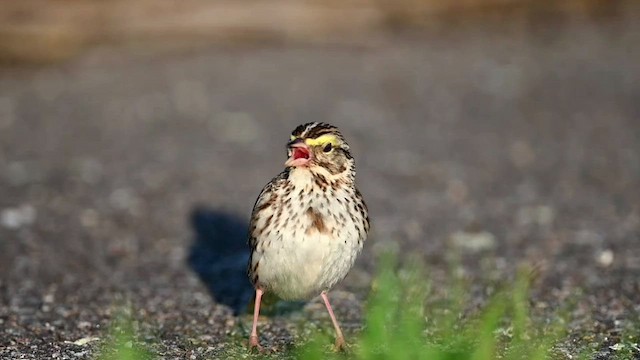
293,147,310,160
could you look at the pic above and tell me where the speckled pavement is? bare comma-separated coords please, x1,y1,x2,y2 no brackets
1,10,639,359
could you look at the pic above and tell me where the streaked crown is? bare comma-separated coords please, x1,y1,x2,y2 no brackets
290,122,349,149
288,122,354,176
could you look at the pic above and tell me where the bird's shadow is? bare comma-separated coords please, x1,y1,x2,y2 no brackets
187,206,304,315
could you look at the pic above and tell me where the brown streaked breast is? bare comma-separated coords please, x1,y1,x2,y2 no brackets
305,207,329,235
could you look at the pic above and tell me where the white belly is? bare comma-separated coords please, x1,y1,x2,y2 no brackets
251,169,365,300
258,228,361,300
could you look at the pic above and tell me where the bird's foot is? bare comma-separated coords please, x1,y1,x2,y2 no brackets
249,335,263,352
334,336,347,352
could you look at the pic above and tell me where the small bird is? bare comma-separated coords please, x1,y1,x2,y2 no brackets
247,122,370,351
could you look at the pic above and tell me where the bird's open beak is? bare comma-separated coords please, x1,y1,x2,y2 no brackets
285,139,312,167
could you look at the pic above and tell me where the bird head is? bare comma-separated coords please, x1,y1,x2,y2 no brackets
285,122,353,175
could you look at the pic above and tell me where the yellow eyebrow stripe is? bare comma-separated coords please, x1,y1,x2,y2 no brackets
304,134,338,147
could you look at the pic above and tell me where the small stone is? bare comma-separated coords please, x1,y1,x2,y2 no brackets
609,343,624,351
71,337,99,346
0,208,21,229
597,249,614,267
1,205,37,229
450,230,497,252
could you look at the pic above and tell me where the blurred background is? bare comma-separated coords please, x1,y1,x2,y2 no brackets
1,0,639,358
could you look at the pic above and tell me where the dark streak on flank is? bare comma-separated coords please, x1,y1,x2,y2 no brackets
306,207,328,234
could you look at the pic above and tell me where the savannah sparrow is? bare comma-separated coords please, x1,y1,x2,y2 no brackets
247,122,370,350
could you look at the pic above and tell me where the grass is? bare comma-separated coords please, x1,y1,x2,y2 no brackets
296,252,566,360
96,307,154,360
96,252,639,360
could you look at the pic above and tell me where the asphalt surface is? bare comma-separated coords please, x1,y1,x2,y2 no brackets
1,9,639,359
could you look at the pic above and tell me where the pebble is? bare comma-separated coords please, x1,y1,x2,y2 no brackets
450,230,497,252
597,250,614,267
1,205,37,229
609,343,624,351
70,337,99,346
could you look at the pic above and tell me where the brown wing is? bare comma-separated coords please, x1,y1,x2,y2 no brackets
355,187,370,241
247,168,289,249
246,168,290,284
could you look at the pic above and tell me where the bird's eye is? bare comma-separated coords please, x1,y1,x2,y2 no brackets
323,143,333,152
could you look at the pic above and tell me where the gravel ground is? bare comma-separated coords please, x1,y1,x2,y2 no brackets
1,9,640,359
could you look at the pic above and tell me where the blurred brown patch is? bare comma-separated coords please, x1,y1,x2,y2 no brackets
0,0,626,64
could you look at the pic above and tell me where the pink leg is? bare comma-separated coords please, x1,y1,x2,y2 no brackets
249,289,263,350
321,291,346,351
